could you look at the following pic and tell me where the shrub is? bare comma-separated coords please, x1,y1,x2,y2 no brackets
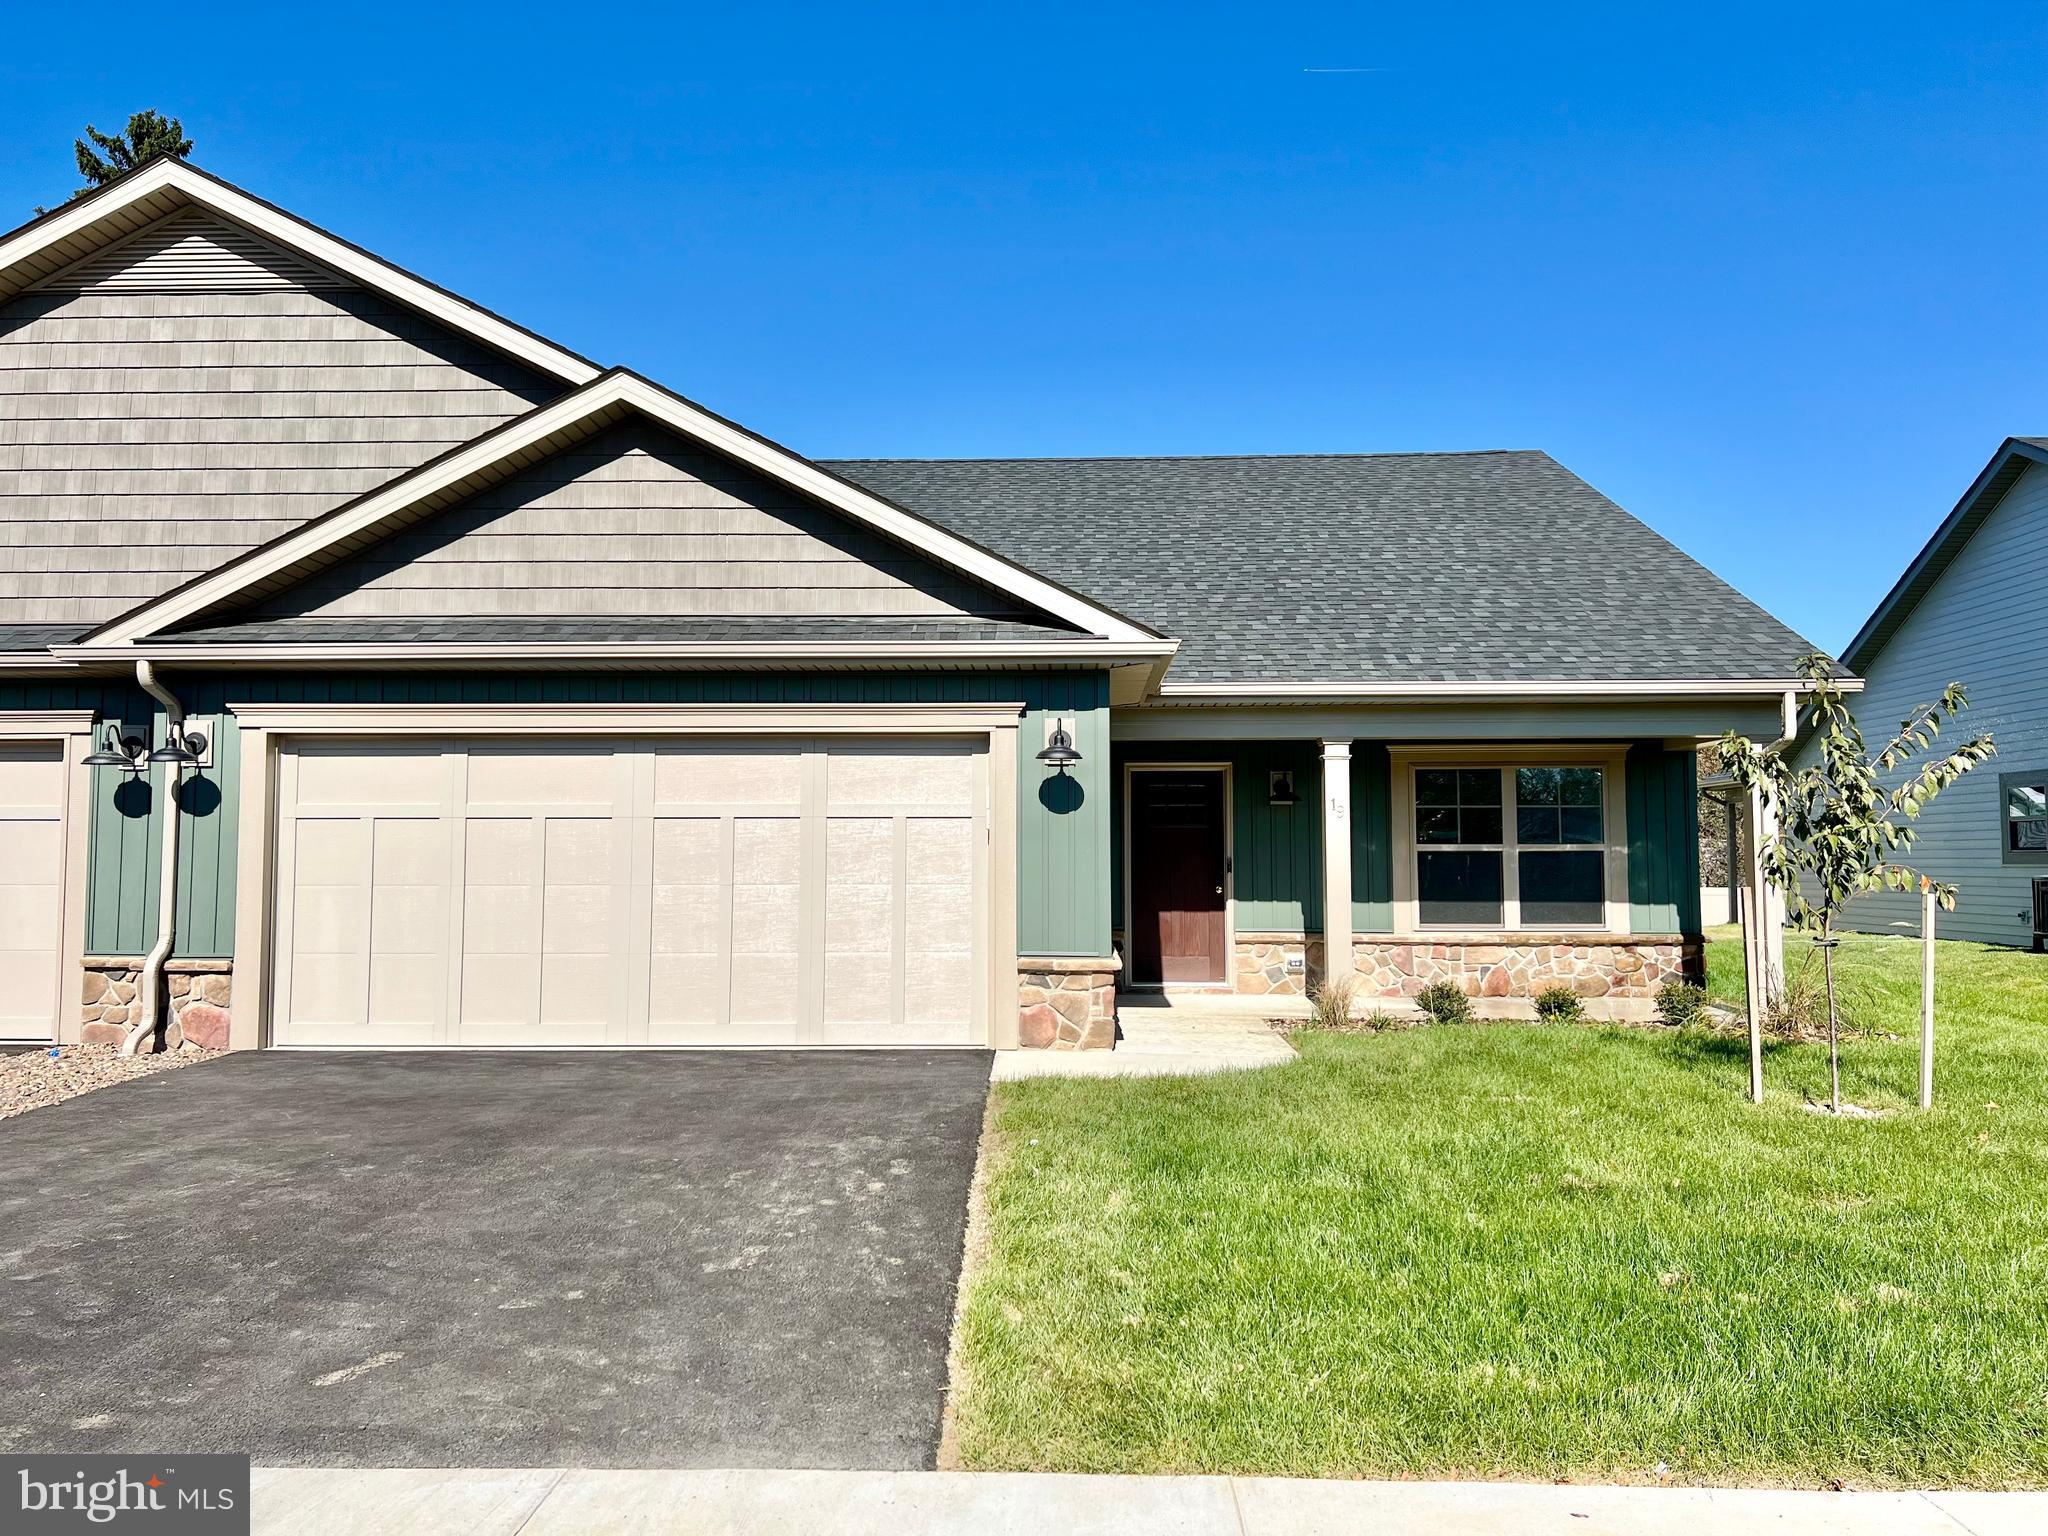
1307,973,1358,1031
1533,985,1585,1023
1655,980,1708,1027
1416,981,1472,1024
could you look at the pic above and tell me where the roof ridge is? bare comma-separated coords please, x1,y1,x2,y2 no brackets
820,449,1549,466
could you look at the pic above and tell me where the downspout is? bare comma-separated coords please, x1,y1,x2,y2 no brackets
121,660,185,1057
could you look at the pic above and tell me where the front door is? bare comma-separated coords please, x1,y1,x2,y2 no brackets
1130,770,1227,985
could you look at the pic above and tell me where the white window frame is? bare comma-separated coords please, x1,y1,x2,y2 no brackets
1389,745,1630,937
2001,770,2048,867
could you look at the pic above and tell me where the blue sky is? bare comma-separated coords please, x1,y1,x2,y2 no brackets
3,4,2042,652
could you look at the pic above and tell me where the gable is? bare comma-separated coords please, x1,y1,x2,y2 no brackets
188,420,1058,627
1860,459,2048,704
1844,438,2048,676
28,205,349,293
0,211,566,628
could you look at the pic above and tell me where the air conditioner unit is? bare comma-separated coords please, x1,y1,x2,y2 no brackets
2034,878,2048,954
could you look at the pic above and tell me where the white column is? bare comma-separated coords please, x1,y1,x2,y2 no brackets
1321,740,1354,983
1744,783,1786,1005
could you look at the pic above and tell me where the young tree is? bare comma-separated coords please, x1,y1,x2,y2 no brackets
1719,653,1993,1112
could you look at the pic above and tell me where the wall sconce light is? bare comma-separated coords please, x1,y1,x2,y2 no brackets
1269,769,1299,808
148,726,210,769
82,721,149,776
1036,721,1082,776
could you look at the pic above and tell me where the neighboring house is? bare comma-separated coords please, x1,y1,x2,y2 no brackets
0,160,1825,1053
1826,438,2048,949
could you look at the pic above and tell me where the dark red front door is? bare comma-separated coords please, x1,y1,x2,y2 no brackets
1131,771,1227,985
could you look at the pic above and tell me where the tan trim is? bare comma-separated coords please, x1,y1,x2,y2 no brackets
226,702,1029,736
1120,760,1234,989
989,727,1021,1050
0,710,95,1044
1320,739,1354,983
1387,745,1631,939
0,159,598,384
80,372,1166,649
227,700,1024,1050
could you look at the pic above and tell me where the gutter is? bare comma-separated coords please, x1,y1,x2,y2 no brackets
1148,678,1857,705
52,639,1180,666
121,661,184,1057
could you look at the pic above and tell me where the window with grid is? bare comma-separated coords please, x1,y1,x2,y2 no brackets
1414,765,1608,929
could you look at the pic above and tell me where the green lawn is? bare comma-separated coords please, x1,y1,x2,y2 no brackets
953,932,2048,1486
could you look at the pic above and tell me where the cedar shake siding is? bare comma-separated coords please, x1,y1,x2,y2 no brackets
0,209,562,627
216,420,1051,625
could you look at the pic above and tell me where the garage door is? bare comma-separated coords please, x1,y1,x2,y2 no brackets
0,744,64,1041
270,738,987,1047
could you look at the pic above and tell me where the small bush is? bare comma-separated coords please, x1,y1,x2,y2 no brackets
1533,985,1585,1023
1416,981,1473,1024
1655,980,1708,1027
1307,973,1358,1031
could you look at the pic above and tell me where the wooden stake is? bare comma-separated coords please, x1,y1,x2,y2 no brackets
1740,883,1764,1104
1920,884,1937,1111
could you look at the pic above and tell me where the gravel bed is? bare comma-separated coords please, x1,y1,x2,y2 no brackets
0,1041,218,1122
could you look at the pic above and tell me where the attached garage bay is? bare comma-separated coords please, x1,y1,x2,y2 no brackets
269,736,992,1048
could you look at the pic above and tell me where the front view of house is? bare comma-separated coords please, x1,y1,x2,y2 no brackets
0,161,1824,1053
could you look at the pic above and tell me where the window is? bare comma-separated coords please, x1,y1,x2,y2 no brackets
1411,763,1612,929
2004,773,2048,864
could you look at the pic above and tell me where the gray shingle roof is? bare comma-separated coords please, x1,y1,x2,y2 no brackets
154,616,1092,646
0,623,91,651
824,452,1821,684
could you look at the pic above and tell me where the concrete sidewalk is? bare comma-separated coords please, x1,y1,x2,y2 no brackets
251,1467,2048,1535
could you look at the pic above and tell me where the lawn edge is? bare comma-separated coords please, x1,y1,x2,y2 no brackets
936,1076,1004,1471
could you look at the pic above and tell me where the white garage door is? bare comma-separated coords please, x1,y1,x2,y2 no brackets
0,744,65,1041
271,738,987,1048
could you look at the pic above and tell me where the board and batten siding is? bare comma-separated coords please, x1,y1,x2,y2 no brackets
19,669,1112,964
1625,744,1702,934
0,210,562,625
238,420,1037,622
1826,460,2048,946
1109,741,1394,934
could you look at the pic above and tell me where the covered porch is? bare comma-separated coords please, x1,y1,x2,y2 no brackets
1105,690,1794,1022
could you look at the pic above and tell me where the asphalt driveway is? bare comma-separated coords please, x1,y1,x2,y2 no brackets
0,1050,990,1469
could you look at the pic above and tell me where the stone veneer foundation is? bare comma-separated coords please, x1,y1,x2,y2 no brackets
81,957,233,1052
1017,955,1120,1049
1228,932,1700,1003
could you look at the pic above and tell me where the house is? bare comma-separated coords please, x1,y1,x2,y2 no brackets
0,159,1825,1053
1827,438,2048,949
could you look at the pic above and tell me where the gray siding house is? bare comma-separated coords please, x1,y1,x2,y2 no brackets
0,158,1825,1053
1830,439,2048,947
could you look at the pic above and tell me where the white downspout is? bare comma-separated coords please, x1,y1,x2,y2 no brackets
121,660,185,1057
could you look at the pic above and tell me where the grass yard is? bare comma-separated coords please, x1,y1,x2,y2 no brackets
952,931,2048,1486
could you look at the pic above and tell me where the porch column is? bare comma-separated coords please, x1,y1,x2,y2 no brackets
1744,782,1786,1004
1321,740,1354,984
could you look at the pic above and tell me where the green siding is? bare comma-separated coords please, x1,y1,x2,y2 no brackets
1352,743,1394,932
31,667,1109,963
1109,740,1393,935
1626,743,1702,934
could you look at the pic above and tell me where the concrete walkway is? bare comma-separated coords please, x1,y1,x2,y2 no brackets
992,1003,1297,1079
249,1468,2048,1535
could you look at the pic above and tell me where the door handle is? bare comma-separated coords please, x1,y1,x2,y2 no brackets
1214,885,1224,895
